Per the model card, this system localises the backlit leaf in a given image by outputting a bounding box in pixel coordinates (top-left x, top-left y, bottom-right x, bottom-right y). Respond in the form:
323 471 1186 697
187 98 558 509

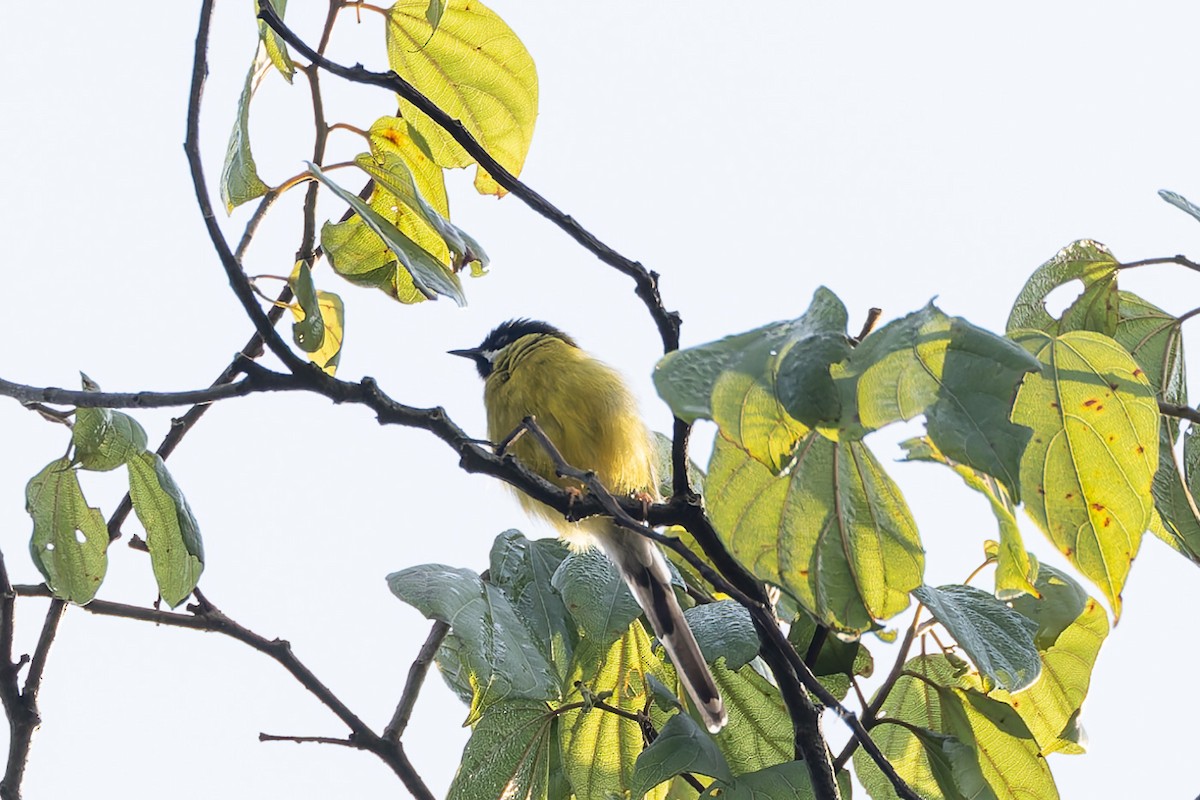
551 548 641 645
1006 240 1119 335
220 48 271 213
1010 330 1158 616
127 452 205 608
447 700 555 800
310 162 466 305
559 623 673 800
710 663 792 776
73 407 148 472
706 433 922 633
654 287 848 473
386 0 538 195
257 0 294 82
26 458 108 604
833 304 1039 499
288 263 344 375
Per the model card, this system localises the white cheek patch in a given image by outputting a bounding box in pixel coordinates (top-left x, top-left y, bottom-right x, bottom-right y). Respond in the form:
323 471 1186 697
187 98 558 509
481 348 499 363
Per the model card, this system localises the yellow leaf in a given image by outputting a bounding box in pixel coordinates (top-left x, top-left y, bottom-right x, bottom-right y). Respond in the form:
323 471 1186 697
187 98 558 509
386 0 538 196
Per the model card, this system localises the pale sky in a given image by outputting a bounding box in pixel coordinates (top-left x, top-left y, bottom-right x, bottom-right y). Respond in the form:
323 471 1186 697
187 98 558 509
2 2 1199 798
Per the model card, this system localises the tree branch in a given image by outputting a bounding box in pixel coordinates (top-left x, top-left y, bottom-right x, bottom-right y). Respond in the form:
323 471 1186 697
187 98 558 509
384 620 449 742
255 0 683 354
1119 254 1200 273
1160 401 1200 426
14 585 435 800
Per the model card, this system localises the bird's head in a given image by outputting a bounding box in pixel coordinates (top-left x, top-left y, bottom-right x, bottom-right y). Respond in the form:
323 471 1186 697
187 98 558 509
449 319 578 378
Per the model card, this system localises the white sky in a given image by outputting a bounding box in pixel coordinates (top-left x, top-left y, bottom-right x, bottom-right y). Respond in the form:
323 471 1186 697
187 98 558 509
2 2 1199 798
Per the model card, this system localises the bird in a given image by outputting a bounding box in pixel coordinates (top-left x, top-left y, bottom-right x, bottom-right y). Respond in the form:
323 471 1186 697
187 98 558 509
451 319 727 733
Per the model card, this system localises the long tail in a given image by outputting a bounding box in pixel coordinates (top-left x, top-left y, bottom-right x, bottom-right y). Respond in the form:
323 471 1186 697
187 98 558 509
596 525 727 733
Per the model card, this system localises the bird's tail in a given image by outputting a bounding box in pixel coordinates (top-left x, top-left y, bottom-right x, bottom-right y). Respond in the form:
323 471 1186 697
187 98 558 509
596 527 727 733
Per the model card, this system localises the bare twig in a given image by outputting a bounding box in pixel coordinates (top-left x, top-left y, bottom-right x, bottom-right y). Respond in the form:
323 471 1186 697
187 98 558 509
0 375 259 410
1160 401 1200 426
384 620 449 741
1120 255 1200 273
851 307 883 344
14 585 435 800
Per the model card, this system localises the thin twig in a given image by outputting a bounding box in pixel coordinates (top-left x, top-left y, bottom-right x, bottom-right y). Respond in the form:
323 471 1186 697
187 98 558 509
14 584 435 800
0 375 259 410
1119 255 1200 273
259 733 356 746
851 307 883 345
384 620 449 741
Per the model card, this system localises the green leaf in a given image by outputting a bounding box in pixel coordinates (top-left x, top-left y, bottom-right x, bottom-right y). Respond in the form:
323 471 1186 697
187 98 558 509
834 304 1039 499
632 712 733 798
447 699 555 800
489 531 575 676
551 548 641 644
682 600 757 670
653 287 848 472
996 589 1107 756
652 431 706 497
219 48 271 213
256 0 294 82
1112 291 1186 408
559 622 675 800
1006 240 1119 335
387 565 559 724
1008 563 1087 649
902 436 1035 598
1010 330 1159 616
126 452 205 608
1159 189 1200 224
26 458 108 604
289 262 325 353
385 0 538 196
911 584 1040 692
706 432 923 633
72 407 148 472
709 663 792 776
309 161 466 306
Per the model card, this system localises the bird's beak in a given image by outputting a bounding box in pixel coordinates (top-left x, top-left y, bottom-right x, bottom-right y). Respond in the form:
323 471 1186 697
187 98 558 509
448 347 482 360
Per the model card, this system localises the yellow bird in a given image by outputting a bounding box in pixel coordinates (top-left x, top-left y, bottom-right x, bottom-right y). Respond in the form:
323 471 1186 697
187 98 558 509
451 319 727 733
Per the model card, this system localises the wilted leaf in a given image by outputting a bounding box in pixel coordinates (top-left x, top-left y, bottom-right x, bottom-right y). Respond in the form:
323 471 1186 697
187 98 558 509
220 48 271 213
310 162 466 305
902 436 1035 598
257 0 294 82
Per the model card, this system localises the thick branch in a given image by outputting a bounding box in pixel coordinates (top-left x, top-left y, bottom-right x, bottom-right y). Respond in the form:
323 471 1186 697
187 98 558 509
1160 401 1200 426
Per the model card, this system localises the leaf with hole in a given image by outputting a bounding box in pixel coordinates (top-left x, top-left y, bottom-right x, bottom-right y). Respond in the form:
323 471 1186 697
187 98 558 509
26 458 108 604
